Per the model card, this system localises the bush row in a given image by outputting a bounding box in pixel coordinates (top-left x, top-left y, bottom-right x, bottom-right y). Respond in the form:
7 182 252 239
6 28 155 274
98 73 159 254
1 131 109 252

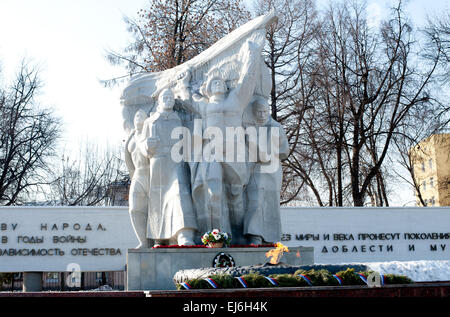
176 268 413 290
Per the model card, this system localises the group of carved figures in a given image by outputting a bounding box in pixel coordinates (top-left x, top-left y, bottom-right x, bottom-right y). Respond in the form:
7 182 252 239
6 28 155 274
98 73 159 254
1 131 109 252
124 35 289 248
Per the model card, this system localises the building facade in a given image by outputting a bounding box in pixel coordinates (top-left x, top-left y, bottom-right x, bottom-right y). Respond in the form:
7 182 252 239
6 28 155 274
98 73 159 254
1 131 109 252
410 134 450 206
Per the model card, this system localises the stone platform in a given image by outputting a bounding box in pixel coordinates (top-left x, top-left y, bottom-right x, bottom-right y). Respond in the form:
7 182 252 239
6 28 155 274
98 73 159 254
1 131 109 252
127 246 314 290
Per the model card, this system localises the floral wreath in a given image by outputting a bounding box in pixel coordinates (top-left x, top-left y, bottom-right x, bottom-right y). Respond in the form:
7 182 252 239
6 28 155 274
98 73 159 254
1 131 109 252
212 252 235 268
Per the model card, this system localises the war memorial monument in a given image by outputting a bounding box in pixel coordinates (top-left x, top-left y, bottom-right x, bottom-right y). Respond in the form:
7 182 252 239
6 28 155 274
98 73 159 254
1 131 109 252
0 12 449 296
121 11 313 290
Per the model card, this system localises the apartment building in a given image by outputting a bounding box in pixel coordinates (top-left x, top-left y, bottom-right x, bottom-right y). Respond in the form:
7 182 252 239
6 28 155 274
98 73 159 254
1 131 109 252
410 134 450 206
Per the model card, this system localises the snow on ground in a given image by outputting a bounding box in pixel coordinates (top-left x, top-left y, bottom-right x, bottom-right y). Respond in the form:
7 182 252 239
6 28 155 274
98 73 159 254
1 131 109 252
91 285 114 291
357 260 450 282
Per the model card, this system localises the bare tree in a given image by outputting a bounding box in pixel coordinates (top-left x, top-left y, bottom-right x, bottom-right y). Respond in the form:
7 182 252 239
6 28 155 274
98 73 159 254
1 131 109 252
392 132 428 206
312 1 439 206
423 11 450 132
0 61 61 205
47 141 127 206
388 9 450 207
105 0 251 84
253 0 317 120
425 11 450 81
391 101 448 207
252 0 320 204
270 1 442 206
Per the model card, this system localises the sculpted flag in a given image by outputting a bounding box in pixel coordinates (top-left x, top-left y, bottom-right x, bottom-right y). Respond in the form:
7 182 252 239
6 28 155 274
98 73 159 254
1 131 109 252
122 11 282 246
120 11 276 133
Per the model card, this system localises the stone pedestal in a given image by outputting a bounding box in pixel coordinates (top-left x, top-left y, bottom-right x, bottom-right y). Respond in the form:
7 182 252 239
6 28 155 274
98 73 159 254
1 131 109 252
127 246 314 290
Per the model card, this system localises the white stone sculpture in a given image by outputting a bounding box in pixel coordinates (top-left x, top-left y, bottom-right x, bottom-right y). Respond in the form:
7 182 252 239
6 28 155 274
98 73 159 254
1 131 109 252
244 97 289 244
172 33 265 243
121 11 288 245
126 89 197 248
125 109 150 248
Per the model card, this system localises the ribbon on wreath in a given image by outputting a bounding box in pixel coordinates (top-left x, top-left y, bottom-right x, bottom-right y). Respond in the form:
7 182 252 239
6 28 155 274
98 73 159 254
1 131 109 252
235 276 249 288
356 273 368 284
264 276 279 286
180 282 192 290
297 274 313 286
332 274 343 286
204 278 219 289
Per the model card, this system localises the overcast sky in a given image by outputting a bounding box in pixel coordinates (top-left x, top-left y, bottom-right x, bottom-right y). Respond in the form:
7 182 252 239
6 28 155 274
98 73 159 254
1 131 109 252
0 0 447 205
0 0 148 149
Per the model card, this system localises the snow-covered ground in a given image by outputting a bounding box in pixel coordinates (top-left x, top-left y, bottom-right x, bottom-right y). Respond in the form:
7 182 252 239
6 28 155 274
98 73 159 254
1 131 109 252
358 260 450 282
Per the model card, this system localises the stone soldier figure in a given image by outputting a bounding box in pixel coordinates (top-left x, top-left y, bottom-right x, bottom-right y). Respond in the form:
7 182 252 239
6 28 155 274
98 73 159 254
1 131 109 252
244 96 289 244
125 109 150 249
139 88 198 246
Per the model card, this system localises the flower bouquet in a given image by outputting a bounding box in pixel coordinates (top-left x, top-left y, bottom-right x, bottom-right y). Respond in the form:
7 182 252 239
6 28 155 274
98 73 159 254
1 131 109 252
201 229 231 248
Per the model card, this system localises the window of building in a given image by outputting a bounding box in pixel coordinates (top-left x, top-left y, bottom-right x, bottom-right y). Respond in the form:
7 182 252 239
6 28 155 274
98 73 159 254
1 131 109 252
422 180 426 191
421 162 425 172
45 272 59 282
96 272 107 284
431 196 436 206
424 199 428 206
429 159 433 170
430 177 434 187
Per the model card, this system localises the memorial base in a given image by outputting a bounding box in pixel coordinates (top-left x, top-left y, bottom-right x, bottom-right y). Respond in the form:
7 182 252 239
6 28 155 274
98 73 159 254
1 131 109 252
126 246 314 290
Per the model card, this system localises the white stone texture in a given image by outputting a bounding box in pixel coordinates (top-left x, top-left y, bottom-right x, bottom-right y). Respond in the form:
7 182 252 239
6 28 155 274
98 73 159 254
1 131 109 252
122 11 286 245
140 89 197 244
2 206 450 274
281 207 450 263
0 207 138 272
127 246 314 290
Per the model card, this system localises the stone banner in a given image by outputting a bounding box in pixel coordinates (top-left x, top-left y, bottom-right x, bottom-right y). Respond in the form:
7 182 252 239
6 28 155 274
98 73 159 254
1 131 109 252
0 207 138 272
281 207 450 264
1 206 450 272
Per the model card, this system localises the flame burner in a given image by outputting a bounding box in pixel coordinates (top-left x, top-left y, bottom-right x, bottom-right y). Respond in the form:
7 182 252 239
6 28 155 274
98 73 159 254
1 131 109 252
263 261 287 267
265 242 290 265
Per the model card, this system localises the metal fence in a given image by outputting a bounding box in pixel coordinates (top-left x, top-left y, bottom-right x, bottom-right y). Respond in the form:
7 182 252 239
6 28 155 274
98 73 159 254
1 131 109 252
1 271 126 291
